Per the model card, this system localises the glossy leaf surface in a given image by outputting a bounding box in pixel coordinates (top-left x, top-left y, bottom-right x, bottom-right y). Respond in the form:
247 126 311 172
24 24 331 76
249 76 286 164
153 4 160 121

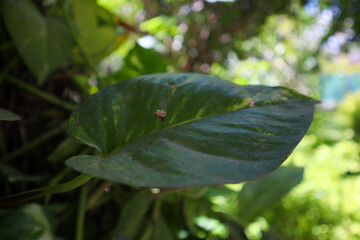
2 0 73 83
66 73 317 188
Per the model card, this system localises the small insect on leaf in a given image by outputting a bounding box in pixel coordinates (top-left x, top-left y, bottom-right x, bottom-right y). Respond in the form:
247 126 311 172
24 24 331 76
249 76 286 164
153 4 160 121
153 109 167 122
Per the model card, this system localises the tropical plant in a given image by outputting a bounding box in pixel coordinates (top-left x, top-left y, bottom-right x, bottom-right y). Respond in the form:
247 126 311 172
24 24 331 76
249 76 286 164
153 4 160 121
5 0 360 239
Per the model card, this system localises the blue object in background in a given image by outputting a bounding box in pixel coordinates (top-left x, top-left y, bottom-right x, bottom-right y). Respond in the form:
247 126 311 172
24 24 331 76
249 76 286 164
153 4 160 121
320 73 360 109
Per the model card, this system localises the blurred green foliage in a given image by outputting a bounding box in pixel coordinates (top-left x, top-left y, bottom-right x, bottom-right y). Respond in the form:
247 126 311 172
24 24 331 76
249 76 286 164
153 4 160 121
0 204 59 239
265 92 360 240
0 0 360 239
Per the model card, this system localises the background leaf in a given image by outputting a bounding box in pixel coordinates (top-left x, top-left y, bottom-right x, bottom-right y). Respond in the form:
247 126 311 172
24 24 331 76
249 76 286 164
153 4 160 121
112 190 152 240
47 137 83 163
237 166 304 224
70 0 123 62
0 204 59 240
112 44 169 82
146 216 174 240
0 108 20 121
0 164 45 183
2 0 73 84
66 73 317 188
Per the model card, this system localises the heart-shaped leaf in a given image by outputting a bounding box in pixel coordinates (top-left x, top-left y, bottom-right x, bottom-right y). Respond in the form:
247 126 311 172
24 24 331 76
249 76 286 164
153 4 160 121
66 73 317 188
2 0 73 84
70 0 122 62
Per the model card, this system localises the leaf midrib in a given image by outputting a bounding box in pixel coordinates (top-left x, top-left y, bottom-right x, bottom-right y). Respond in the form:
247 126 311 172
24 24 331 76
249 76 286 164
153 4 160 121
102 95 295 157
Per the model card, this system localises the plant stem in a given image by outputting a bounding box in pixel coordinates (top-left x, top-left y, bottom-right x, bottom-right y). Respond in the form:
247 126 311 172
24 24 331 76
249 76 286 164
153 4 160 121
2 124 66 163
152 197 163 221
0 173 93 208
44 173 93 195
44 167 72 204
0 129 6 157
75 185 88 240
86 180 112 210
6 75 75 111
0 57 19 86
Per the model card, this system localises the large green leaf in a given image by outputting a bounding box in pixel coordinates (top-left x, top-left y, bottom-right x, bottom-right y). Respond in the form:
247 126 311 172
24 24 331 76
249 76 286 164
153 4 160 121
2 0 73 84
66 73 317 188
237 166 304 224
